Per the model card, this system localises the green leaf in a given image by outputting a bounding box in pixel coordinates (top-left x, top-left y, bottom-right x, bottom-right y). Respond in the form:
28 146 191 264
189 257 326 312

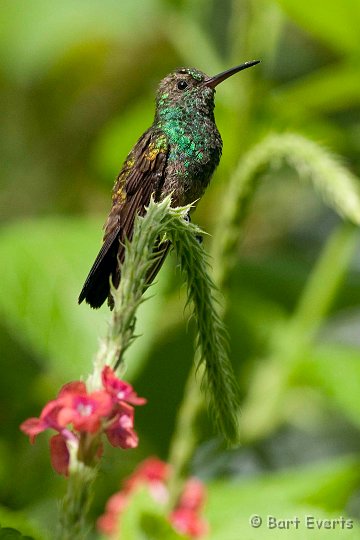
213 133 360 288
0 217 168 381
0 530 32 540
239 224 359 442
0 506 46 540
0 218 105 380
207 458 360 540
0 0 162 81
115 487 183 540
301 343 360 428
271 63 360 119
139 514 185 540
93 98 154 182
276 0 360 54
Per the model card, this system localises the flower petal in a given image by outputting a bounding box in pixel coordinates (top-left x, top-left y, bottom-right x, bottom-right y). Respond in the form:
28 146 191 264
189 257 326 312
102 366 146 405
170 508 208 538
58 390 113 433
58 381 87 398
20 417 47 443
178 478 206 511
49 434 70 476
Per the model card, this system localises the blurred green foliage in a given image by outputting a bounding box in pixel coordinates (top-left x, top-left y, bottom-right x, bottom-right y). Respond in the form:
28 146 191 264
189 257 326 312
1 0 360 538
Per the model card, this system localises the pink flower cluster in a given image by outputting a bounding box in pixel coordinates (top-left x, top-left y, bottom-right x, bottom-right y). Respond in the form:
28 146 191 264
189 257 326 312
20 366 146 475
98 457 208 538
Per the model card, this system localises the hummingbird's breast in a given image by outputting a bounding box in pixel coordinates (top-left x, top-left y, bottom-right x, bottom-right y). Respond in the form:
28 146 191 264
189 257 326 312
159 111 223 206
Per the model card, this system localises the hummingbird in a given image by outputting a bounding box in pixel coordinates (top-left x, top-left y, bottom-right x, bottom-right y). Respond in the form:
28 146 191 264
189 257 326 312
79 60 260 309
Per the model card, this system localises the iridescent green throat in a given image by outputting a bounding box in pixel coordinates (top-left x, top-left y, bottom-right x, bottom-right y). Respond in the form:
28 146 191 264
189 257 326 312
155 94 217 174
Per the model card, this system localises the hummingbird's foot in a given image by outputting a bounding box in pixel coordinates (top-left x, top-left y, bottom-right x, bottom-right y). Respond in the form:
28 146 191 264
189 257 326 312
195 234 203 244
183 211 202 243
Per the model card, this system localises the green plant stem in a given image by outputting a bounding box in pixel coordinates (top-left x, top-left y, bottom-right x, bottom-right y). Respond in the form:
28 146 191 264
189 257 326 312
169 224 240 446
57 466 97 540
212 133 360 290
85 198 240 513
240 222 359 442
167 363 205 508
89 196 240 444
289 222 358 339
166 132 360 502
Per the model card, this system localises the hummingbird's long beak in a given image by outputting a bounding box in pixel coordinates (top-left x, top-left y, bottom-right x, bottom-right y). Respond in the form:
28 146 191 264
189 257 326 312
203 60 260 88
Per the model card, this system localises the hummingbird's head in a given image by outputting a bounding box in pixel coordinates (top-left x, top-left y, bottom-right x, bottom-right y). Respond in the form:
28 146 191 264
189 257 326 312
155 61 260 119
155 67 214 117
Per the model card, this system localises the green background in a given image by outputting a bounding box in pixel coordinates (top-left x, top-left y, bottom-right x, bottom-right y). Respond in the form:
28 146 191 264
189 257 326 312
1 0 360 538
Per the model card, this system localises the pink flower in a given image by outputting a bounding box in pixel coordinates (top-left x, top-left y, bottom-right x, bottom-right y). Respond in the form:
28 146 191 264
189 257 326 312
102 366 146 405
124 457 169 504
170 479 208 538
125 457 169 487
170 508 208 538
49 434 70 476
20 398 64 444
105 403 138 449
98 457 169 537
57 385 113 434
177 478 206 511
98 458 208 538
20 367 146 476
20 396 76 477
97 492 128 535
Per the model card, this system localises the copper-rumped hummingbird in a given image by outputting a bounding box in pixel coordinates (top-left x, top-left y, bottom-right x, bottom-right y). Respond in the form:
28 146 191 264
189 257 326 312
79 60 260 308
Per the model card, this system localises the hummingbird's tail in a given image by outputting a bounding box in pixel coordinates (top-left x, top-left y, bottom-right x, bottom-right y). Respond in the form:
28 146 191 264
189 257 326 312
79 233 170 309
78 230 120 309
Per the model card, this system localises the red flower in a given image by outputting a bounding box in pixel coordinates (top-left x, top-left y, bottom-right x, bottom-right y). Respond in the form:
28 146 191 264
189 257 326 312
97 457 169 537
20 398 72 444
97 492 128 535
98 458 208 538
170 478 208 538
102 366 146 405
20 395 76 477
49 434 70 476
105 402 139 449
170 507 208 538
125 457 169 487
57 385 113 434
124 457 169 504
177 478 206 511
20 367 146 476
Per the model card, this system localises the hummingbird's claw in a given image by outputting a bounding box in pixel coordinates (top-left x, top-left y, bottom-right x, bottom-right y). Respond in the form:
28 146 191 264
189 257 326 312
183 211 202 242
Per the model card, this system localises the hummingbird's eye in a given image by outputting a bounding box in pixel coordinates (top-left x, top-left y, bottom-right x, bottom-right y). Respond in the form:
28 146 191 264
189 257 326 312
177 80 188 91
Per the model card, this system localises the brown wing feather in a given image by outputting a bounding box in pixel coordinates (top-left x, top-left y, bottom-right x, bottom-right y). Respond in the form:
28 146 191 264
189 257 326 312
78 129 169 308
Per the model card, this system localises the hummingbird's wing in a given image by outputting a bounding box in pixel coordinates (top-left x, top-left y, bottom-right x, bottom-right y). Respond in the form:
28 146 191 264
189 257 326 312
78 129 169 308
